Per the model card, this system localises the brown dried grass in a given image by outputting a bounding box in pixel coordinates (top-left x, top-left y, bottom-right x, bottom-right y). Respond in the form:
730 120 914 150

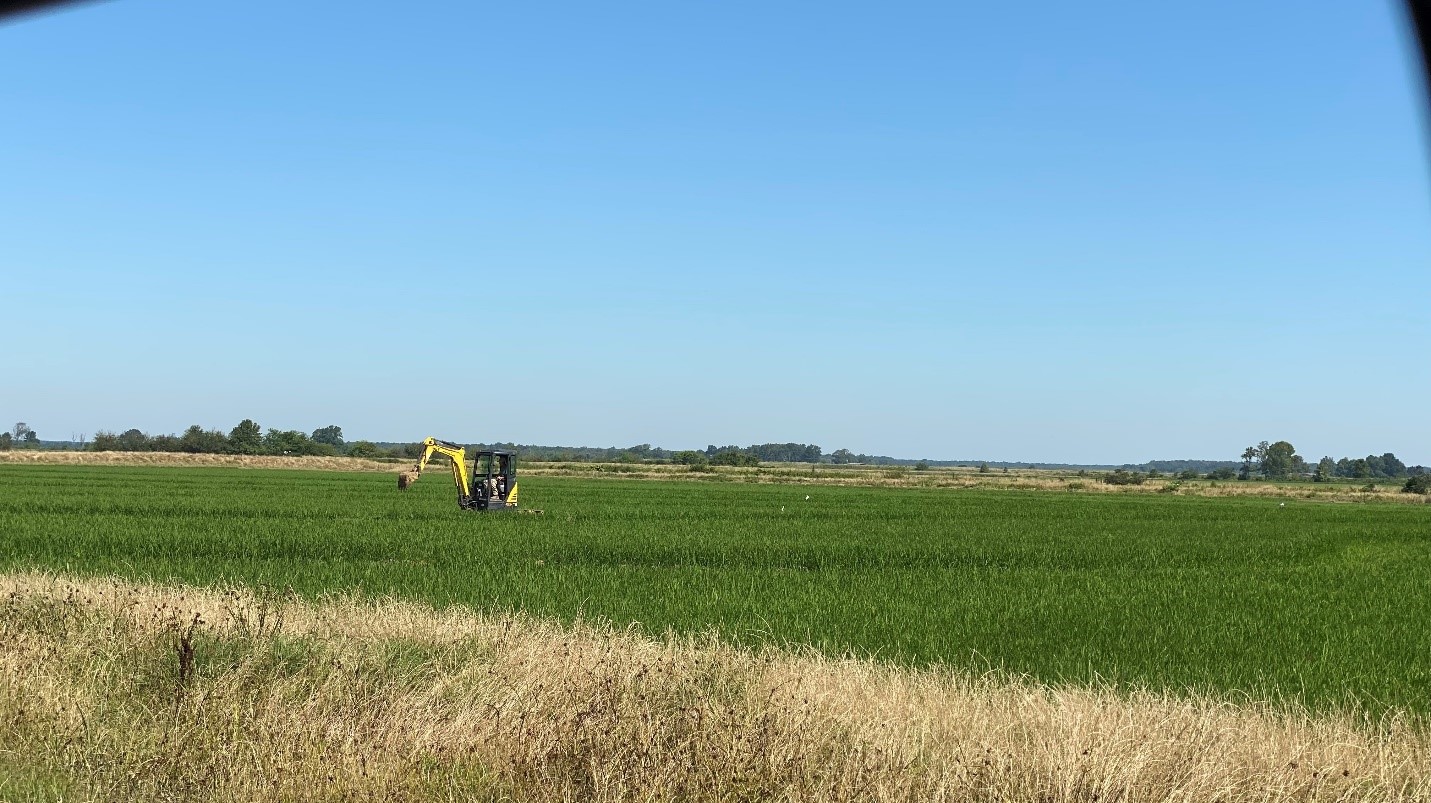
2 572 1427 802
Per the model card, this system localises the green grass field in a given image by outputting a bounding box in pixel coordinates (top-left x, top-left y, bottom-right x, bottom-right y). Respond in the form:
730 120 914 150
3 464 1429 713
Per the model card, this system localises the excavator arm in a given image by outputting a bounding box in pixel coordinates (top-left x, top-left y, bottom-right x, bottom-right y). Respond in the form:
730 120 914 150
397 437 474 506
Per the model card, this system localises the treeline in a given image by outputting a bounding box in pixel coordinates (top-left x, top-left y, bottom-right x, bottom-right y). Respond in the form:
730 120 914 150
415 442 828 466
78 429 841 466
0 422 41 450
86 422 406 459
1238 440 1427 481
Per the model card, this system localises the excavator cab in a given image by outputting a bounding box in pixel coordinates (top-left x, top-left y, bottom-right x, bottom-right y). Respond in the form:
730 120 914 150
472 450 518 510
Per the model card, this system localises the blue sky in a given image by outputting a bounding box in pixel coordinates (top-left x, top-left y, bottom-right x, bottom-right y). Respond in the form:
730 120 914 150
2 0 1428 464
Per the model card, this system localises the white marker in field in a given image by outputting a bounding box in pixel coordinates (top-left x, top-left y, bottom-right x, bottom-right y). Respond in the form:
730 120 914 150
805 495 811 501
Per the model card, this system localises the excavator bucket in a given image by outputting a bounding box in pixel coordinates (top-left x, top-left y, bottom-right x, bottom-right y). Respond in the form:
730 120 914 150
397 470 420 490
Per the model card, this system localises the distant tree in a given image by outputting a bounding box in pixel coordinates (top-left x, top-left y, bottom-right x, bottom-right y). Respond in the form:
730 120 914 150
709 447 758 467
228 419 263 455
263 428 319 456
1349 458 1372 479
978 463 990 474
1403 475 1431 495
89 431 120 451
12 423 32 442
1103 469 1145 486
179 425 229 454
1239 445 1259 480
1260 441 1300 479
151 433 181 451
1376 453 1407 478
672 450 709 467
0 432 11 451
915 460 930 471
1177 468 1200 480
311 425 345 448
1313 456 1336 483
116 429 151 451
829 449 855 465
346 440 379 459
23 430 38 446
1207 466 1237 480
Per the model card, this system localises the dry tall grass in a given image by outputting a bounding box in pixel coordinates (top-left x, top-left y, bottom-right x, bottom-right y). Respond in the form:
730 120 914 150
0 450 398 472
2 573 1427 802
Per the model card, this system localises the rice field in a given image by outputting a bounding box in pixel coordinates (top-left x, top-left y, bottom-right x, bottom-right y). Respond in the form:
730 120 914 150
2 463 1430 715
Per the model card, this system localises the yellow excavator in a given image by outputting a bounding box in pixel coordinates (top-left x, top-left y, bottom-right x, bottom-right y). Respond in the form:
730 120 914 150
397 437 537 512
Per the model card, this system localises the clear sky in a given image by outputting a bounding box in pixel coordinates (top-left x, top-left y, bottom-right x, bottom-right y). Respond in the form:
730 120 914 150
3 0 1428 465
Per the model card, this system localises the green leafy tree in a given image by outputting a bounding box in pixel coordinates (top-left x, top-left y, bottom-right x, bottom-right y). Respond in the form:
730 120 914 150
1103 469 1145 486
1208 466 1237 480
1404 475 1431 495
116 429 151 451
829 449 855 465
1239 445 1259 480
179 425 229 454
672 450 709 467
915 460 930 471
23 430 38 446
709 447 758 467
346 440 379 458
228 419 263 455
0 432 11 451
311 425 345 448
1260 441 1299 479
151 434 180 451
1313 456 1335 483
89 431 119 451
1370 453 1407 478
263 429 320 456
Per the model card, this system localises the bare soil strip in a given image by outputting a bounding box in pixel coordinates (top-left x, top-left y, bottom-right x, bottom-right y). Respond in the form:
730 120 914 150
1 572 1427 802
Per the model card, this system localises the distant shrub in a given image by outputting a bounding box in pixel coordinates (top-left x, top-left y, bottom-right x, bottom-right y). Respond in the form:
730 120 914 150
884 467 909 480
1103 469 1145 486
710 449 759 467
1207 467 1237 481
978 463 990 474
1403 475 1431 495
915 461 929 472
687 463 715 473
1178 469 1200 480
